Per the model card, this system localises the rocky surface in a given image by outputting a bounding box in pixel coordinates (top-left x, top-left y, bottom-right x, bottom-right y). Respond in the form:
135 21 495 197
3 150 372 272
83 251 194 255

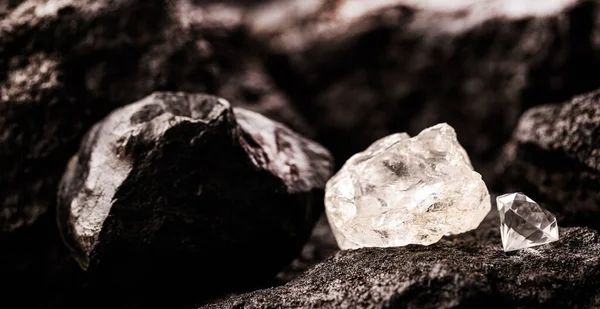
204 210 600 309
0 52 79 233
57 92 333 303
249 0 600 181
0 0 307 235
496 89 600 229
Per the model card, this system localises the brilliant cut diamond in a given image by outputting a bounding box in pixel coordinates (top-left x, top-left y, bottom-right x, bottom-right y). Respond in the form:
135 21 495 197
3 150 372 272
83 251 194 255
497 193 559 252
325 123 491 249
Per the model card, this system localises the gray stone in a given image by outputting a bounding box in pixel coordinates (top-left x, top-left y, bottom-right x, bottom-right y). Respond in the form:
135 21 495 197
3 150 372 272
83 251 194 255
57 92 333 302
496 89 600 229
203 210 600 309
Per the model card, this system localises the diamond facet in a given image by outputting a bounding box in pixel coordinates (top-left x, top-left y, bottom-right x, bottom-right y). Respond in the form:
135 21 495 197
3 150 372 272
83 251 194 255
496 193 559 252
325 123 491 249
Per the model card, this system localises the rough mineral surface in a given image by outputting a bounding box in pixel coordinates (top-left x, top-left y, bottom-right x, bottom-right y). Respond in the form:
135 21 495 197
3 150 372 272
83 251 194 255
496 89 600 228
204 211 600 309
57 92 333 301
325 123 490 249
249 0 600 181
0 53 79 233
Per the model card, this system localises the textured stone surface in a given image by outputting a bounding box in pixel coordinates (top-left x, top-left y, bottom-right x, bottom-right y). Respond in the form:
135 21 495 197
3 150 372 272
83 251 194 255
203 210 600 309
249 0 600 181
57 92 332 303
496 89 600 229
325 123 490 249
0 0 307 236
0 52 80 234
497 193 559 252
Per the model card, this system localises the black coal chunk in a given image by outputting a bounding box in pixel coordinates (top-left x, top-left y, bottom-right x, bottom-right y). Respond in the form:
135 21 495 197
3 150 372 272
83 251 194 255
204 211 600 309
248 0 600 182
496 89 600 229
57 92 333 300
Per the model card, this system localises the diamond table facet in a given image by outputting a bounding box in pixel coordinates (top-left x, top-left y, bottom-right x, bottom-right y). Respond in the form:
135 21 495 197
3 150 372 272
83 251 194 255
497 193 559 252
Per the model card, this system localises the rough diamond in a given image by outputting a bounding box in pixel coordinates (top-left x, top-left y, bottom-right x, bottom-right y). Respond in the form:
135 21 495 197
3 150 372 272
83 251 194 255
325 123 491 249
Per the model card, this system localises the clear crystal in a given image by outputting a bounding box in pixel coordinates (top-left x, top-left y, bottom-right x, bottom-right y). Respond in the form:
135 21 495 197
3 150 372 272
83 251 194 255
325 123 491 249
496 193 559 252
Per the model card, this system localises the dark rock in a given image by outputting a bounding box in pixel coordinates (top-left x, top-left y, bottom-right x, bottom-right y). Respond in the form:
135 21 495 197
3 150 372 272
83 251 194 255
204 210 600 309
0 53 81 234
0 0 307 235
248 0 600 182
57 92 333 302
496 89 600 229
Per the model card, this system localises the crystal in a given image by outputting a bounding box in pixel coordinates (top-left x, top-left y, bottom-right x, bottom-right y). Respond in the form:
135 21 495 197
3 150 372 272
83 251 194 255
496 192 559 252
325 123 491 249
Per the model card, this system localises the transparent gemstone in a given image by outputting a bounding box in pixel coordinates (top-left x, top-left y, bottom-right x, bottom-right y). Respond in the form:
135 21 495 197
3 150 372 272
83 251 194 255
496 192 559 252
325 123 491 249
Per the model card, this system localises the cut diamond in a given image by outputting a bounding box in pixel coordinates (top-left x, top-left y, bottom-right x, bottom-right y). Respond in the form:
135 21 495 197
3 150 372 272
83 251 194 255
325 123 491 249
497 193 559 252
